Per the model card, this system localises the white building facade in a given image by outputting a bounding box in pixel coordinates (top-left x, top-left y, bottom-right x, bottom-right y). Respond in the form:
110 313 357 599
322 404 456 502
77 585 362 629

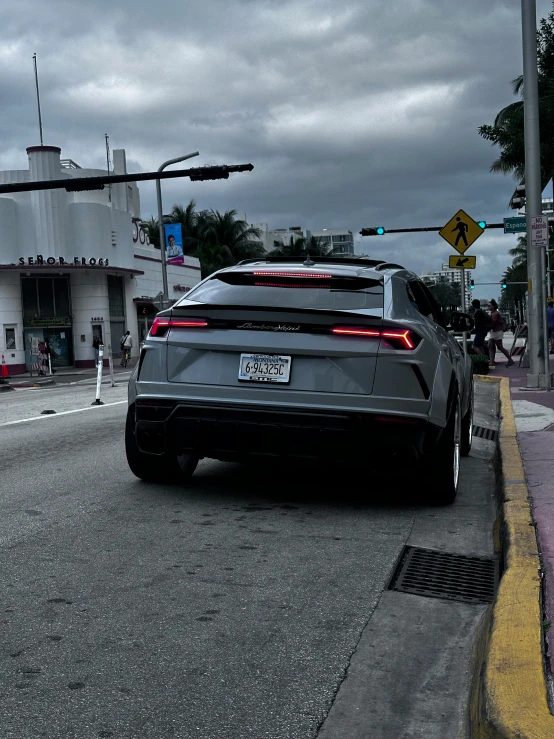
0 144 201 375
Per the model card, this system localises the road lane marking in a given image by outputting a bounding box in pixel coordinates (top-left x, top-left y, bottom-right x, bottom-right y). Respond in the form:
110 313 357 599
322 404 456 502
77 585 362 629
0 400 127 427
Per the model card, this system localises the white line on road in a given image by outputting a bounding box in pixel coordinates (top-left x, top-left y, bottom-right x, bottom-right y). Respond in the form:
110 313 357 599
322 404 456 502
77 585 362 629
0 400 127 428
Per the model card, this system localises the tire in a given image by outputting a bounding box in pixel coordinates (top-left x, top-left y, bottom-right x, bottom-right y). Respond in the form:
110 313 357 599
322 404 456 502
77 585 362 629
125 408 198 484
461 381 473 457
426 393 461 505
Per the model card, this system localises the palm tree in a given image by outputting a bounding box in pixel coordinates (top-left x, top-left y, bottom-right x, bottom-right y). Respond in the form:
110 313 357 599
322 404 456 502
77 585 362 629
509 235 528 269
270 234 332 258
197 242 235 280
478 8 554 188
143 217 161 248
198 209 264 262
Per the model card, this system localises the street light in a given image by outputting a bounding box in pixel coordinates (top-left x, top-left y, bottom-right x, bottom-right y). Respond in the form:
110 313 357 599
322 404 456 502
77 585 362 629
156 151 200 304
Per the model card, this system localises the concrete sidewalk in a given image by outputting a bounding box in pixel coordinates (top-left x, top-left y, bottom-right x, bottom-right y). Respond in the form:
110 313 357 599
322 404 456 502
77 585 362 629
476 357 554 736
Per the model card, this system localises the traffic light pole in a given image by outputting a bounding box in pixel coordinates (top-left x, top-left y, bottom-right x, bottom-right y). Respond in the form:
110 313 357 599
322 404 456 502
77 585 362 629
156 152 199 304
522 0 549 388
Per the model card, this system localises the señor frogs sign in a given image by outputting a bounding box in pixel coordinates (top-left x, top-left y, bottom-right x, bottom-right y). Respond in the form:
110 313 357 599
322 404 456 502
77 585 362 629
19 256 110 266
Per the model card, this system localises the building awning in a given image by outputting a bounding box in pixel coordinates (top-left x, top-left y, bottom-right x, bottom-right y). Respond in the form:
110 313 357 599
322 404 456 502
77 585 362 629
0 264 144 275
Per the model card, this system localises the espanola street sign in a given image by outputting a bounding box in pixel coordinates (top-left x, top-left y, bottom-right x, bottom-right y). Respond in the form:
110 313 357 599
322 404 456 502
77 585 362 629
439 209 484 254
448 255 476 269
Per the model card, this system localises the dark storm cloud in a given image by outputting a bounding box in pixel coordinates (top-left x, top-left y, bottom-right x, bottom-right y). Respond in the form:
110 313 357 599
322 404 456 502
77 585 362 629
1 0 551 288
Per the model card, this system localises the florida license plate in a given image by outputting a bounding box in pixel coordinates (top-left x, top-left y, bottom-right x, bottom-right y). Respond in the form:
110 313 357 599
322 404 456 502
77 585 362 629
238 354 291 383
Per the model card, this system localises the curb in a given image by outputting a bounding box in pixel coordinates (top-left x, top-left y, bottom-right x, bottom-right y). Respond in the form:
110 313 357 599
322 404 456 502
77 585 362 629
472 376 554 737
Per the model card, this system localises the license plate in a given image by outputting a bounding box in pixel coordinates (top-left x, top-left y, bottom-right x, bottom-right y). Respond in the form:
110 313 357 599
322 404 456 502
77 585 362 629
238 354 291 383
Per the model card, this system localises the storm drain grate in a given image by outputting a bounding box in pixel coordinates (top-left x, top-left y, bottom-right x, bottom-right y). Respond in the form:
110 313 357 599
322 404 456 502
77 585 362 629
388 546 498 604
473 425 498 441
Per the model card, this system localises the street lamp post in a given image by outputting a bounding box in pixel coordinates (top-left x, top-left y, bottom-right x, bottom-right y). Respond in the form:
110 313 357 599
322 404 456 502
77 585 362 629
156 151 199 305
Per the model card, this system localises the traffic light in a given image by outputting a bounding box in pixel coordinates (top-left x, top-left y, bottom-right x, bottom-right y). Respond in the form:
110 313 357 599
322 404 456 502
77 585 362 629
510 183 526 210
189 166 230 181
470 279 475 290
478 221 486 229
501 281 507 289
360 227 386 236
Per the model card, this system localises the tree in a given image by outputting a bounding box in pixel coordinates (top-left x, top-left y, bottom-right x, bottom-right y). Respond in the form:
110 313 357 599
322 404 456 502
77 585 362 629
427 280 461 309
143 217 160 249
270 234 332 257
198 209 264 263
197 242 235 280
478 8 554 188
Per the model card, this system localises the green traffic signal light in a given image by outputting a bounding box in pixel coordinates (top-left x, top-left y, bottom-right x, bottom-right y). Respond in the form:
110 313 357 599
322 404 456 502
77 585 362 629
470 280 475 289
376 227 385 235
478 221 486 229
502 282 507 289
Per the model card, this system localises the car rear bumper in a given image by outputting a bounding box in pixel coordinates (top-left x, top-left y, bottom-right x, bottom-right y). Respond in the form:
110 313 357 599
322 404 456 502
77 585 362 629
131 399 441 466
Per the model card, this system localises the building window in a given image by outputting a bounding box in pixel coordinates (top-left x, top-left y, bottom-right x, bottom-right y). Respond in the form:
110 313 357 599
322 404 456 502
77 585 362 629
21 277 71 322
5 327 15 350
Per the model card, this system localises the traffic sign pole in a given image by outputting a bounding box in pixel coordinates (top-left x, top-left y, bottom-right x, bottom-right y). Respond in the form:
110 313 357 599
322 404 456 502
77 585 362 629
522 0 550 388
460 267 467 355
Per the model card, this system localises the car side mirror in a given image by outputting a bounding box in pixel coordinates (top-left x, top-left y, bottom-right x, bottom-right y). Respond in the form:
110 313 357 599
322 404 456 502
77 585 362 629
450 311 474 332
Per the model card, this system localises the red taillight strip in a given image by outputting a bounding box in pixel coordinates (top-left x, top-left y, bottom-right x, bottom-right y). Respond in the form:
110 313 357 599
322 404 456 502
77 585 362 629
150 317 208 337
331 326 417 350
331 327 381 338
252 271 333 278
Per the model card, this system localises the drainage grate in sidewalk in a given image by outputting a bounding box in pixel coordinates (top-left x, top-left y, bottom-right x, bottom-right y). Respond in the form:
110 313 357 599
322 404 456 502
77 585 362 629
388 546 498 604
473 425 498 441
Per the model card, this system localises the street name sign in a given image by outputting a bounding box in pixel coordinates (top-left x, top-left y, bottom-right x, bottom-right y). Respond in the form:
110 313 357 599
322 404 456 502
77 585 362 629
504 216 527 234
448 255 476 269
439 209 484 254
530 214 549 248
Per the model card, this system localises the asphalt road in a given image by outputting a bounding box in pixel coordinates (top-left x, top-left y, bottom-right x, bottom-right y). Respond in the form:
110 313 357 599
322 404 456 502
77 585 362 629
0 381 498 739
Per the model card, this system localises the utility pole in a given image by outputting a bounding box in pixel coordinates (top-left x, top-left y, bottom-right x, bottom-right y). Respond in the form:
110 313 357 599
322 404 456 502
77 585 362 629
522 0 549 388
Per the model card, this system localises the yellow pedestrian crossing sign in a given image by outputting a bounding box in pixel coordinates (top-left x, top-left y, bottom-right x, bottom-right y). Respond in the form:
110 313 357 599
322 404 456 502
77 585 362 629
448 255 476 269
439 209 484 254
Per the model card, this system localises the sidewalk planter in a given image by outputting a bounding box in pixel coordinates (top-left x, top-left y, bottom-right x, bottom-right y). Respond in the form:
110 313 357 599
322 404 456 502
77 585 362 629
469 354 489 375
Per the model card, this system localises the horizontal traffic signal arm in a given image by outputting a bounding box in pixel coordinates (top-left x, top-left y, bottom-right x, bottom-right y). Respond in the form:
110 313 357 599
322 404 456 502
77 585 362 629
0 164 255 195
361 223 500 235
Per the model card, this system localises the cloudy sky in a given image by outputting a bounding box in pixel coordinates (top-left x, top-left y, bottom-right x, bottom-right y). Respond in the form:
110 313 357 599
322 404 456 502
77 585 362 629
2 0 552 296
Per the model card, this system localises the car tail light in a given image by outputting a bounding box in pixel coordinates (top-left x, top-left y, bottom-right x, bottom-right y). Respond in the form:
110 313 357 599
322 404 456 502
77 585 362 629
252 271 333 278
150 317 209 338
331 326 419 350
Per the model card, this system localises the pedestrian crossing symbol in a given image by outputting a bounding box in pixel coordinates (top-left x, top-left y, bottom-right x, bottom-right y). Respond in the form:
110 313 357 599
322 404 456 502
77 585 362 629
439 209 484 254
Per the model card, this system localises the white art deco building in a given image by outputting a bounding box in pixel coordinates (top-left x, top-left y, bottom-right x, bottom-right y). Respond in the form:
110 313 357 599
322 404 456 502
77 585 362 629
0 144 201 374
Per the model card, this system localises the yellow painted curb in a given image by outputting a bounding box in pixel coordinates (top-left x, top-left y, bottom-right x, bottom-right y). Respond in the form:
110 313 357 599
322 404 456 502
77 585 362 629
475 377 554 738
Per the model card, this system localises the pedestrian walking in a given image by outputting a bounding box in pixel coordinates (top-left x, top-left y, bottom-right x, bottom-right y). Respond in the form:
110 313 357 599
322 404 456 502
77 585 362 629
547 300 554 353
488 299 514 369
93 333 102 367
471 299 491 356
120 330 132 367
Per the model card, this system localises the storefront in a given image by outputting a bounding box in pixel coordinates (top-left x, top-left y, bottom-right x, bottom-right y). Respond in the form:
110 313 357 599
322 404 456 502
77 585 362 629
0 143 201 375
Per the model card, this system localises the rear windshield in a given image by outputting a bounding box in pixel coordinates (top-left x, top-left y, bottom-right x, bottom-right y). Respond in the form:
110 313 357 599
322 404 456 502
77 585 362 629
182 272 384 311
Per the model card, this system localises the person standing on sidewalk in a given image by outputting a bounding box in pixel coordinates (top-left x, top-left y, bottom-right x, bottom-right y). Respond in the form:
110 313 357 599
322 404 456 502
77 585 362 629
471 299 491 356
488 299 514 369
547 300 554 354
120 331 132 367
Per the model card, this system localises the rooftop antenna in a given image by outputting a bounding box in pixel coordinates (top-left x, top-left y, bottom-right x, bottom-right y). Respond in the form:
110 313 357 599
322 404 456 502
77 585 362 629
105 133 112 202
32 53 44 146
303 254 315 266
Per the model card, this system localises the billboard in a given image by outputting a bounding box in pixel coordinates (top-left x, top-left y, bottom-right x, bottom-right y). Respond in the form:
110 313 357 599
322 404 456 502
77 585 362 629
164 223 184 265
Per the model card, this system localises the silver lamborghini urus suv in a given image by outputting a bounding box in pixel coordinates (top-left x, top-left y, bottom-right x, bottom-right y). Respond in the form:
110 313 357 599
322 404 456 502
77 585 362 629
126 257 474 504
